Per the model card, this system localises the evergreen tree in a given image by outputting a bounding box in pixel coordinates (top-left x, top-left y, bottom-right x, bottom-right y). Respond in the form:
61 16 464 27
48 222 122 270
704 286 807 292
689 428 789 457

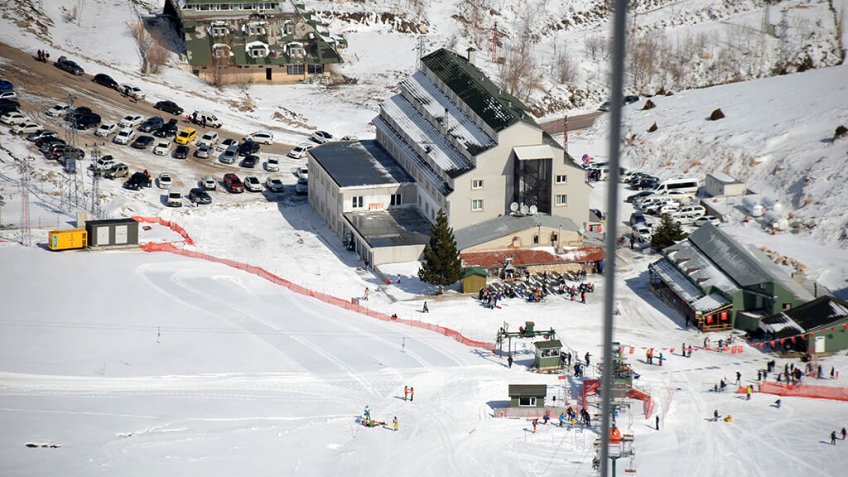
418 210 462 293
650 213 688 250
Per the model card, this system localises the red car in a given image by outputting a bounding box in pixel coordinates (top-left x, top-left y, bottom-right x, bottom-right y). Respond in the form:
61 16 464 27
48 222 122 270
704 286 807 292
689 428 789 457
223 173 244 193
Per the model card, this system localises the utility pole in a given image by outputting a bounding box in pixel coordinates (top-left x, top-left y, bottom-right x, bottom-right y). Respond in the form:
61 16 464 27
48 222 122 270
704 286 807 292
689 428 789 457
89 143 101 218
19 158 32 246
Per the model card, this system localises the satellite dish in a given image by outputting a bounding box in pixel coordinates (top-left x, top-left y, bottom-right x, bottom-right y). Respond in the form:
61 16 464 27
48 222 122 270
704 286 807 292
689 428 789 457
510 202 519 212
529 205 538 215
520 204 529 215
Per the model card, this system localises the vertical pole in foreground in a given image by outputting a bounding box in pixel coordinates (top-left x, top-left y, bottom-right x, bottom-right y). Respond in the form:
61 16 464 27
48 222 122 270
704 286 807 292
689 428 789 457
600 1 628 476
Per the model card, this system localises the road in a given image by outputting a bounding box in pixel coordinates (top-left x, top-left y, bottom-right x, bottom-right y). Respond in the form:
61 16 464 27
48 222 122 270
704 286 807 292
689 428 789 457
539 111 604 135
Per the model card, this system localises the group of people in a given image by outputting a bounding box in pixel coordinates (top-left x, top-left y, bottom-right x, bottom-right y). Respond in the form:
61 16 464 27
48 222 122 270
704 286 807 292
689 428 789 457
645 348 664 366
557 407 591 428
680 343 694 358
830 428 847 445
402 385 415 401
36 49 51 63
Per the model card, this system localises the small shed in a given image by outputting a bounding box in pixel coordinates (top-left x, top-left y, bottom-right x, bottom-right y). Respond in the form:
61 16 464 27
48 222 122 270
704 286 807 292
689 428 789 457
534 339 563 370
705 173 746 197
508 384 547 408
462 267 488 294
85 218 139 248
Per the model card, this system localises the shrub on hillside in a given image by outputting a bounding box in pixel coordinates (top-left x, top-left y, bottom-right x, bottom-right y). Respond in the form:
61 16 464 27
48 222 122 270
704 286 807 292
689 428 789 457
648 122 657 132
835 125 847 140
708 108 725 121
643 99 655 110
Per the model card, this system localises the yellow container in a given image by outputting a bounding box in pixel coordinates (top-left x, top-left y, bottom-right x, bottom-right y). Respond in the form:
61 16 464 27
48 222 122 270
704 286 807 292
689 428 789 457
48 229 88 251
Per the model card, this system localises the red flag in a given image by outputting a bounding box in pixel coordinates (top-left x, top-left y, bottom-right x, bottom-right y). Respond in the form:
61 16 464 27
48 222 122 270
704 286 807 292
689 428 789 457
779 338 786 344
790 336 796 343
558 375 566 380
770 340 777 347
831 327 836 331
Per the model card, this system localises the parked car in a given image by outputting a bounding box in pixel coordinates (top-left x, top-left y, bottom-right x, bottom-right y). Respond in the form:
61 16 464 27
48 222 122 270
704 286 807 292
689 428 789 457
92 73 119 89
138 116 164 133
157 172 173 189
46 104 70 117
626 190 654 203
632 177 660 190
26 129 58 142
598 101 611 112
12 122 43 135
194 144 213 159
265 156 280 172
223 173 244 193
243 176 262 192
0 79 13 92
219 145 238 164
0 98 19 115
95 123 117 137
624 95 640 105
124 171 150 190
37 137 65 151
113 127 136 145
153 119 178 138
189 187 212 205
154 100 183 115
295 165 308 181
632 225 652 243
73 113 101 130
630 212 647 226
237 139 259 156
166 190 183 207
197 131 219 148
54 56 84 75
265 177 284 193
310 130 333 144
340 135 358 141
118 115 143 128
220 138 238 150
0 90 18 100
188 111 222 128
1 111 27 125
240 154 258 168
175 127 197 145
295 178 308 195
119 84 145 101
130 135 155 149
245 131 274 144
201 176 217 190
153 141 171 156
104 163 129 179
287 143 313 159
89 155 116 172
693 215 721 227
173 144 190 159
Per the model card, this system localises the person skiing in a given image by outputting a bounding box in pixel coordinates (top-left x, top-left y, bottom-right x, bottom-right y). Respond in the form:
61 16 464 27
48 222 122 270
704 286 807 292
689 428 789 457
422 301 429 313
713 410 720 422
532 418 538 433
559 412 565 427
655 415 660 431
842 427 847 440
736 371 742 385
658 352 664 366
585 352 591 367
507 355 513 368
393 416 398 432
682 343 686 357
831 430 838 445
364 406 371 421
687 345 693 358
746 385 752 401
409 387 414 401
403 385 408 401
774 399 781 409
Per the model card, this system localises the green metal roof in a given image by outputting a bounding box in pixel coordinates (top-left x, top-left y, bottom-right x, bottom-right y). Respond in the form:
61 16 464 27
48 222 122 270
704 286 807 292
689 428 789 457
463 267 488 279
508 384 547 397
534 339 562 349
421 48 534 132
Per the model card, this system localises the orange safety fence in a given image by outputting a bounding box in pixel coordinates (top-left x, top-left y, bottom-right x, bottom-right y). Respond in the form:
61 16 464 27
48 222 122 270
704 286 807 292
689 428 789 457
625 387 654 418
139 241 496 353
133 216 195 245
749 381 848 402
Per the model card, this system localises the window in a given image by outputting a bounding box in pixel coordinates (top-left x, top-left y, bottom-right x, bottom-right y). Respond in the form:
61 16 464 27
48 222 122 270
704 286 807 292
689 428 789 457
308 64 324 74
551 233 558 242
782 303 792 311
759 283 767 290
556 174 567 184
287 64 305 75
210 26 229 37
533 235 539 245
472 179 483 189
352 196 363 208
555 194 568 206
472 199 483 212
390 193 402 206
518 396 536 407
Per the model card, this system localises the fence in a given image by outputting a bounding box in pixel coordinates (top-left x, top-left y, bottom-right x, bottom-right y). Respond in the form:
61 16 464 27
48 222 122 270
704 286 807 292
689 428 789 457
133 216 194 245
750 381 848 402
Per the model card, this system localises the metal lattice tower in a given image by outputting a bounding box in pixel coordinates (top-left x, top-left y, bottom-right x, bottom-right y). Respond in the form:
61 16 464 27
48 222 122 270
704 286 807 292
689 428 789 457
19 159 32 246
89 144 101 218
61 93 86 212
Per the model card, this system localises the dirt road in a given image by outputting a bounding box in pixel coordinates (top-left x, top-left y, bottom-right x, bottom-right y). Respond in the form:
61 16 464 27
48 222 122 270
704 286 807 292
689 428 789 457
539 111 604 135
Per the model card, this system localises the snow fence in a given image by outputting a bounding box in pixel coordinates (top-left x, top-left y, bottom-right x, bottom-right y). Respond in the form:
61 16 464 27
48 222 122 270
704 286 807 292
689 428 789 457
133 216 195 245
139 241 496 353
750 382 848 402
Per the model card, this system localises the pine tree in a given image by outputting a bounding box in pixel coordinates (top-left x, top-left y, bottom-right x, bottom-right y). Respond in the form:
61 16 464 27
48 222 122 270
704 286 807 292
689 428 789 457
650 213 688 250
418 210 462 293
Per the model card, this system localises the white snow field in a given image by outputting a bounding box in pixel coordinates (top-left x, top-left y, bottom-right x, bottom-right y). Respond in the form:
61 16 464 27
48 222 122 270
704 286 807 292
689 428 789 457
2 244 848 476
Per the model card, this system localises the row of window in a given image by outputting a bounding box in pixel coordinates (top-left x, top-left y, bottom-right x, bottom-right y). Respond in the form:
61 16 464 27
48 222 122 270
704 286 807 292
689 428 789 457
350 194 403 209
469 195 567 212
467 175 567 191
187 2 279 12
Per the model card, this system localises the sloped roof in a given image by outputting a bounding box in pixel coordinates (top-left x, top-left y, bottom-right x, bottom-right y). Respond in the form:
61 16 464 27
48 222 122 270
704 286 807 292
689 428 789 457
534 340 562 349
454 214 579 251
686 223 773 287
463 267 488 279
508 384 547 397
780 296 848 332
421 49 534 132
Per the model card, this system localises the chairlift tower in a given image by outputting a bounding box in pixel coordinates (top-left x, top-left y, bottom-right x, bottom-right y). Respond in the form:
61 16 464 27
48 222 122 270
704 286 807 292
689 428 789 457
61 93 86 212
19 158 32 246
89 144 102 218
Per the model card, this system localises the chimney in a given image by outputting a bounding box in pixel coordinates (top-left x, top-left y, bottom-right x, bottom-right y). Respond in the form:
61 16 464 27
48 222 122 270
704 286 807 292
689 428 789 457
466 46 477 65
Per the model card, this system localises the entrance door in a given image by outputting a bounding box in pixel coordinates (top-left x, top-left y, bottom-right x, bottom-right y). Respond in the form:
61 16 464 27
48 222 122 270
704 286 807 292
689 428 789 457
814 335 826 353
265 68 272 81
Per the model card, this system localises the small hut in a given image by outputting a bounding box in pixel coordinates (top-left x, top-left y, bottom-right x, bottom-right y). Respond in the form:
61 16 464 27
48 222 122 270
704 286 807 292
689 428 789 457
508 384 547 408
534 339 563 370
462 267 488 294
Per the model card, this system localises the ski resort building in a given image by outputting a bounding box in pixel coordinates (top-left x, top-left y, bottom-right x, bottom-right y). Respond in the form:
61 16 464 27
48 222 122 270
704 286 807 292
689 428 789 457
760 296 848 354
648 223 816 332
308 48 592 266
164 0 344 84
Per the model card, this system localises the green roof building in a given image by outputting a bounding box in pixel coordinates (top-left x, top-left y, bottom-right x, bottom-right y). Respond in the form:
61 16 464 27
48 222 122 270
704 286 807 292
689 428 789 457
164 0 344 84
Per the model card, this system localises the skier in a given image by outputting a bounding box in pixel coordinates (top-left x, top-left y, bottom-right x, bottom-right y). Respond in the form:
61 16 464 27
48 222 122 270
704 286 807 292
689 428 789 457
736 371 742 385
559 412 565 427
713 410 720 422
746 385 752 401
682 343 686 357
364 406 371 421
403 385 408 401
655 415 660 431
409 387 414 401
532 418 538 433
687 345 693 358
831 431 838 445
585 352 591 367
658 352 664 367
831 366 836 379
507 355 513 368
774 399 781 409
842 427 847 440
393 416 398 432
422 301 429 313
818 364 823 379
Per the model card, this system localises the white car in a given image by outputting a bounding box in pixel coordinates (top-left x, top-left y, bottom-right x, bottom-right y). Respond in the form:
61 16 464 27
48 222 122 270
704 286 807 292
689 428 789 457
0 90 17 100
1 111 27 125
245 131 274 145
295 178 308 195
113 127 136 145
153 141 171 156
120 84 145 101
311 130 333 144
46 104 70 117
219 138 238 151
287 143 313 159
12 122 43 135
693 215 721 227
197 131 219 148
295 165 308 181
244 176 262 192
201 176 217 191
94 123 117 137
340 135 358 141
90 156 116 171
158 173 173 189
166 190 182 207
118 114 143 128
265 156 280 172
632 225 652 243
265 177 284 192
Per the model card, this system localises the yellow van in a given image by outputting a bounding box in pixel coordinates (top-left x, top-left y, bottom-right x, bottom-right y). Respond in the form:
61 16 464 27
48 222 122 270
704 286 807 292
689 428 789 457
175 127 197 145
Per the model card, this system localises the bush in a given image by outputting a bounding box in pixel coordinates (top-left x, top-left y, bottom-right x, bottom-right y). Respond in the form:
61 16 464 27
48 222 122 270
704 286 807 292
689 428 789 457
643 99 655 110
708 108 725 121
835 125 848 140
648 122 657 132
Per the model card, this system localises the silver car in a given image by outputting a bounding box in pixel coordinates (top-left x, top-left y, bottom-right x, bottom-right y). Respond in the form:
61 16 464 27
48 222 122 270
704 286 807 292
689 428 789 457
219 144 238 164
195 144 213 159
